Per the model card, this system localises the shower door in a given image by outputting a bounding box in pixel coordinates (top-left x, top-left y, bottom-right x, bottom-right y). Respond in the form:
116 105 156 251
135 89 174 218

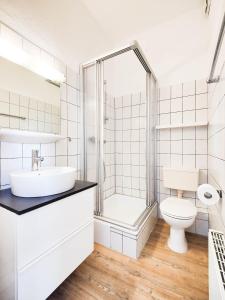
82 43 157 225
82 61 104 215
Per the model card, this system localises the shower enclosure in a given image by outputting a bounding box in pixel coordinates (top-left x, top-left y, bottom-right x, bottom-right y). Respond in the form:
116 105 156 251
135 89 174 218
81 42 157 252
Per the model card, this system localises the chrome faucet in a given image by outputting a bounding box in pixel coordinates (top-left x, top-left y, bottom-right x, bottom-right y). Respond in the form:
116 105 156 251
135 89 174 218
32 150 44 171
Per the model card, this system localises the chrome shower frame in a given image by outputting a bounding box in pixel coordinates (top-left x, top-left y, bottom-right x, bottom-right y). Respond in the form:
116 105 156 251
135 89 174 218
81 41 157 217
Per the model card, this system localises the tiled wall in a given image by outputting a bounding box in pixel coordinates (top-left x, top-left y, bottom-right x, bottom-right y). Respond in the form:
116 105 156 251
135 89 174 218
115 92 147 199
157 79 209 236
0 88 60 134
103 93 115 198
0 23 81 189
208 58 225 232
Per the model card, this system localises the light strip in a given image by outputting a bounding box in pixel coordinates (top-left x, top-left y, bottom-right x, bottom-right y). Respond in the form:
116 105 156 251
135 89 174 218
0 38 65 83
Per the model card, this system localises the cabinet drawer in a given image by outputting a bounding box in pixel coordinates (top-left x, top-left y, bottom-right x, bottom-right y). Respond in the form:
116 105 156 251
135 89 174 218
17 188 95 269
18 222 94 300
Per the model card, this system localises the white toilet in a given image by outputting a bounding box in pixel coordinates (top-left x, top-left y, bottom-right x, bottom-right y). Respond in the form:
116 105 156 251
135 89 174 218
160 168 199 253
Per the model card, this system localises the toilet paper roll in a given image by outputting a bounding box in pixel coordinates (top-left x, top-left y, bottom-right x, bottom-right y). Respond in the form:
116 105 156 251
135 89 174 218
197 184 220 206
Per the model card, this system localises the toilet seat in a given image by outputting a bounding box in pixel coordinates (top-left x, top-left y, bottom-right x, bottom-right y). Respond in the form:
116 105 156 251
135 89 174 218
160 197 197 220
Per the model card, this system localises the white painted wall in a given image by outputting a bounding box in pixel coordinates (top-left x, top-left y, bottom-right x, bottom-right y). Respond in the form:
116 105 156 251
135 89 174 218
0 0 218 84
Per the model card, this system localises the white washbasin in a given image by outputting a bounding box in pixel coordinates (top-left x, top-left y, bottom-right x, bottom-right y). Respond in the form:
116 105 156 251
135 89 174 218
10 167 76 197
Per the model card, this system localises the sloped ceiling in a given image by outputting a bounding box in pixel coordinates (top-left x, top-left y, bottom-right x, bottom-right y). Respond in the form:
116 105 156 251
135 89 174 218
0 0 214 83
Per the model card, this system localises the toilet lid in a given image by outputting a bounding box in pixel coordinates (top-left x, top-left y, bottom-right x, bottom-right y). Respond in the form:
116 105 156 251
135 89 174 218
160 197 197 220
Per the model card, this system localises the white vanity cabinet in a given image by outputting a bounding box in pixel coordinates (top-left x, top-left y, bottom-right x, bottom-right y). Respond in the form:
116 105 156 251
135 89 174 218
0 187 95 300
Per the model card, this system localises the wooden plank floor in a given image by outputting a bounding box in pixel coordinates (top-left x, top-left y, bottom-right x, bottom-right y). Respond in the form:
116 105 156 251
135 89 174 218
48 220 208 300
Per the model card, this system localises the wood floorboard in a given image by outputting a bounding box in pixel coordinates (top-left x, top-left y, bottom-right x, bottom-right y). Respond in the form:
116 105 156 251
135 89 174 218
48 220 208 300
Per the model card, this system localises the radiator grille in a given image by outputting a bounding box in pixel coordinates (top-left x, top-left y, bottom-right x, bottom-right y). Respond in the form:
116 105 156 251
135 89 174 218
211 231 225 290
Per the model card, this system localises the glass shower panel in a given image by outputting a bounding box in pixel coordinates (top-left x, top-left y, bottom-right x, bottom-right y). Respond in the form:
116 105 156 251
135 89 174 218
147 74 157 207
83 64 99 213
101 51 148 226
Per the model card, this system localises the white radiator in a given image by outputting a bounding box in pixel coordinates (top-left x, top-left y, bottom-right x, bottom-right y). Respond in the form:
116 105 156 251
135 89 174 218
209 230 225 300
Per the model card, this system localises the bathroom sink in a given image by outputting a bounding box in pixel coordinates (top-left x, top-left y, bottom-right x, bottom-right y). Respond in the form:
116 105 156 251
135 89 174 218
10 167 76 197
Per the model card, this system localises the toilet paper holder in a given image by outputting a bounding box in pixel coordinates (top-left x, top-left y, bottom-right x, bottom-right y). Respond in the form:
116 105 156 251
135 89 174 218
204 190 222 199
217 190 222 198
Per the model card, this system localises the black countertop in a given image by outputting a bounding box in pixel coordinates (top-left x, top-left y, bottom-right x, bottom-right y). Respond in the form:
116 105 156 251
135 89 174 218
0 180 97 215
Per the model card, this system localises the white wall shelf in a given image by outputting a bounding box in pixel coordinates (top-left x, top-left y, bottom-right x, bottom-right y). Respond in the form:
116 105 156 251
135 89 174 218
155 122 208 130
0 128 64 144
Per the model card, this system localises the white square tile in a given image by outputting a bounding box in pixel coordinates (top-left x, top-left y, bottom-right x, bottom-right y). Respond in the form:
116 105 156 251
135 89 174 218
56 156 68 167
171 112 182 124
160 154 170 167
183 128 195 140
1 142 22 158
196 109 207 123
56 139 67 156
140 104 146 116
183 140 195 154
122 106 130 119
67 86 77 105
23 144 40 157
183 155 195 168
160 100 170 114
171 98 182 112
123 176 131 188
159 86 170 100
196 79 207 94
61 101 67 119
60 83 67 101
67 104 77 121
124 118 132 130
196 94 207 109
132 177 140 189
171 83 182 98
196 219 208 236
10 93 20 105
131 105 139 117
68 121 78 138
110 231 122 252
0 102 9 114
41 143 56 157
68 155 78 169
22 157 32 170
196 127 207 140
20 96 29 107
67 67 77 88
123 95 132 106
170 128 182 141
183 95 195 111
196 140 207 155
159 129 170 141
171 154 182 168
159 113 170 126
130 153 140 166
171 140 182 154
183 110 195 124
41 156 55 168
1 158 22 185
183 81 195 96
116 108 122 119
160 141 170 153
29 120 38 131
199 169 208 184
115 97 122 108
196 155 207 169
